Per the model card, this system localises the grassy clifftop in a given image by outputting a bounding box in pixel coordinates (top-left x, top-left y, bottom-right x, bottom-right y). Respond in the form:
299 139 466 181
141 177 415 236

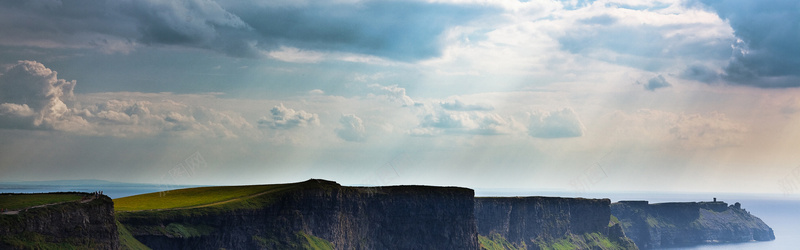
0 193 85 211
114 179 339 212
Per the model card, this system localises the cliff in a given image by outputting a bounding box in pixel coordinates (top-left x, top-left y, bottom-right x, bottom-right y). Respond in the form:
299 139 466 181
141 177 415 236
116 179 478 249
475 197 637 250
0 193 119 249
611 200 775 249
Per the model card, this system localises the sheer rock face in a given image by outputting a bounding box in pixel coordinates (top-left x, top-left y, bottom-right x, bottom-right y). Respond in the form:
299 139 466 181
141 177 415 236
119 180 479 250
0 195 119 250
611 201 775 249
474 197 616 244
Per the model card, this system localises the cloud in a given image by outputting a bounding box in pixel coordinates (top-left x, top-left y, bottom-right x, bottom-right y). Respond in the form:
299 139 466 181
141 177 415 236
258 103 319 129
698 0 800 87
440 99 493 111
0 60 255 137
681 64 719 83
780 98 800 115
609 109 748 149
556 1 734 71
0 0 495 61
416 109 518 136
528 108 585 139
369 84 416 106
227 1 495 61
336 114 366 142
80 99 253 138
0 103 37 129
669 112 746 148
0 60 87 130
641 75 672 91
578 14 618 26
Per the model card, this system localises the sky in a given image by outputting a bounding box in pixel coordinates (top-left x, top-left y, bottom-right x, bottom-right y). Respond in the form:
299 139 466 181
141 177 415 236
1 0 800 195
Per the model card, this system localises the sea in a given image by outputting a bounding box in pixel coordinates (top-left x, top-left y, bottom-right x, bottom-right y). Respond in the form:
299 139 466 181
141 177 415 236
0 180 198 199
2 181 798 249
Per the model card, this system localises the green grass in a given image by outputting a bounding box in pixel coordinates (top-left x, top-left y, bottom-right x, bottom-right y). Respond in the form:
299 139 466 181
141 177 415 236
0 193 85 211
609 215 620 226
536 233 635 250
0 232 82 250
479 233 524 250
114 183 292 211
0 229 112 250
645 216 662 227
296 231 334 250
251 231 333 250
116 220 151 250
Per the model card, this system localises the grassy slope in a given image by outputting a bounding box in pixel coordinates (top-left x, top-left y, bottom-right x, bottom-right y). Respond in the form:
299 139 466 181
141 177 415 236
479 233 524 250
116 221 151 250
0 193 85 210
297 231 335 250
0 232 86 250
479 232 634 250
114 183 294 211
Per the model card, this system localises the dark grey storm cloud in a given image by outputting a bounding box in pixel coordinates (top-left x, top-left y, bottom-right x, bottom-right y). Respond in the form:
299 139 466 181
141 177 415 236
698 0 800 88
226 1 494 61
0 0 495 61
681 65 719 83
642 75 671 91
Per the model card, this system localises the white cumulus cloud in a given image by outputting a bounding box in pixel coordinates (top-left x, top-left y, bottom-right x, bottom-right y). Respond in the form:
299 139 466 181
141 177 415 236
0 60 88 131
336 114 366 142
258 103 320 129
528 108 586 139
368 84 416 107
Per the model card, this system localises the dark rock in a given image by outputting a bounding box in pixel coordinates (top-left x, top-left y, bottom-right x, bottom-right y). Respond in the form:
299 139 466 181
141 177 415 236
475 197 637 249
611 201 775 249
118 179 479 250
0 194 119 249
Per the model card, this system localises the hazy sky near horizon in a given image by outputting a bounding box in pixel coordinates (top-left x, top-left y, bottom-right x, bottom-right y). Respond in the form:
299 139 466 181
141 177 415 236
1 0 800 195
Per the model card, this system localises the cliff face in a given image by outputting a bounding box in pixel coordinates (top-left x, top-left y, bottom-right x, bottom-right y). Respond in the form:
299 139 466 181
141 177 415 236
611 201 775 249
0 194 119 249
475 197 636 249
118 179 478 250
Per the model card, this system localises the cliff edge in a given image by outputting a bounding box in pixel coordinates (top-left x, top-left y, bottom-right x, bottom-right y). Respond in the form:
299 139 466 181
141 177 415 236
611 200 774 249
475 197 637 250
116 179 478 249
0 192 119 249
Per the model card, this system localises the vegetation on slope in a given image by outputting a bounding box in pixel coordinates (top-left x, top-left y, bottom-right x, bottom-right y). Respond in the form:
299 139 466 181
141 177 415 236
116 221 150 250
0 231 90 250
113 184 289 211
251 231 334 250
479 233 524 250
479 232 636 250
114 179 343 212
0 193 85 211
537 233 631 250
